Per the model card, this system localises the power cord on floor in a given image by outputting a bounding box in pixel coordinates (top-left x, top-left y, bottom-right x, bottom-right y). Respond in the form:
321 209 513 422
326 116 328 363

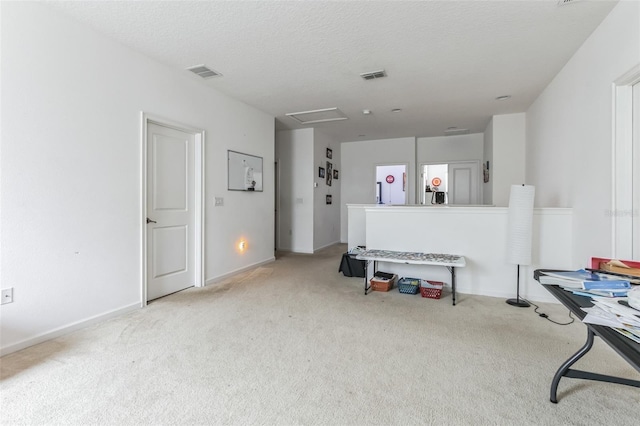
524 299 575 325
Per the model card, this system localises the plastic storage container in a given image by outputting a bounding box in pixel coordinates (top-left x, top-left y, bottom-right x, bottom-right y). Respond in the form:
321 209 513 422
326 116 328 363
370 271 397 292
420 280 444 299
398 277 421 294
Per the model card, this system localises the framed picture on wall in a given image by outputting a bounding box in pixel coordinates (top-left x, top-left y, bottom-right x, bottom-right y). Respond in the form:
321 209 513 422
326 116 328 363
326 161 332 186
326 148 332 159
319 167 325 178
326 194 332 205
333 170 339 180
227 150 263 192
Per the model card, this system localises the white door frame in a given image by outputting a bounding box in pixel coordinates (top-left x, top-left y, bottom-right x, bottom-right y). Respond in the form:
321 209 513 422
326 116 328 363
612 64 640 259
140 112 205 307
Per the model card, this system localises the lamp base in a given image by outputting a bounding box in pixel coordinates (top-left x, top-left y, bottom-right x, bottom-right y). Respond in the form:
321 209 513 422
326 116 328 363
506 298 530 308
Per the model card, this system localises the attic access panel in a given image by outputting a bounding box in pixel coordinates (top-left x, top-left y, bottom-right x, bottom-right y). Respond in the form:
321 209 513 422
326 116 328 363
285 107 348 125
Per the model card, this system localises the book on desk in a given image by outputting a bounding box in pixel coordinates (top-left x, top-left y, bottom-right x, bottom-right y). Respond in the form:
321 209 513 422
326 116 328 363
537 269 633 290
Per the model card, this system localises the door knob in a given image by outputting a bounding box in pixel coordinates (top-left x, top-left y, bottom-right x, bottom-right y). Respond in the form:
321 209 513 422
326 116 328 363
146 218 157 224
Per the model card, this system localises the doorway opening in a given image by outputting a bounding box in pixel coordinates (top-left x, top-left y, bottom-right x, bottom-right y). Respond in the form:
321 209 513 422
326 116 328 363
612 65 640 259
375 164 407 205
422 164 448 204
420 161 480 205
634 81 639 258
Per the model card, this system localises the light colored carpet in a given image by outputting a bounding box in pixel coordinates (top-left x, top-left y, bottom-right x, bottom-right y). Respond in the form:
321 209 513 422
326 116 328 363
1 244 638 425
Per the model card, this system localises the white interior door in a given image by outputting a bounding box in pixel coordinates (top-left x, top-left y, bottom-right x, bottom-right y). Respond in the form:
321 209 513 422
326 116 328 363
449 161 479 205
146 122 195 301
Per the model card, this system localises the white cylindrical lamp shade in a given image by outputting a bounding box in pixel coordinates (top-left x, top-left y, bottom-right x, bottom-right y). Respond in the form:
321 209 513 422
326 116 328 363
507 184 535 265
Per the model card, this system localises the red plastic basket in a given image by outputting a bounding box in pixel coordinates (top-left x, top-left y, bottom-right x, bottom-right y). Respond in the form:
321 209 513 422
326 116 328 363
420 280 443 299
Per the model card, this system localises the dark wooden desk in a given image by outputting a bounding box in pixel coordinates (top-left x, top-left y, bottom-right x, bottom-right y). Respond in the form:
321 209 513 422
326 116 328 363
534 269 640 403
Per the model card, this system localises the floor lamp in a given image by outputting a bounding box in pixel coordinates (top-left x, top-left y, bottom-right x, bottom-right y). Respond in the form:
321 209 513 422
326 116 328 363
506 184 535 308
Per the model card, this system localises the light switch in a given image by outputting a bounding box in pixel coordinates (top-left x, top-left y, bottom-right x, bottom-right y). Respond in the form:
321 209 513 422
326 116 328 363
214 197 224 206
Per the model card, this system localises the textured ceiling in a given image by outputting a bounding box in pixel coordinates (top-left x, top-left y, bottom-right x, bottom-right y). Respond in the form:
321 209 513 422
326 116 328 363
50 0 618 142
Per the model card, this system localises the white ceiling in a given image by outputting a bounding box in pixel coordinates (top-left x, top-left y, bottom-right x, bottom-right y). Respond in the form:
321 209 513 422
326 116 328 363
50 0 618 142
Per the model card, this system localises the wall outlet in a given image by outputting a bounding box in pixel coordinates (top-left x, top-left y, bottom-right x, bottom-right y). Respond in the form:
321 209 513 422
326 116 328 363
214 197 224 207
1 288 14 305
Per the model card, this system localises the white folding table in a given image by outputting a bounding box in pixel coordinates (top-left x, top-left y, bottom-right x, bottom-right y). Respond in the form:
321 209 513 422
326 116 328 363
356 249 466 305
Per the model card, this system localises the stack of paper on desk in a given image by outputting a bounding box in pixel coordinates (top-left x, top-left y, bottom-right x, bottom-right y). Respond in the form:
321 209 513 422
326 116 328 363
539 270 632 295
582 298 640 343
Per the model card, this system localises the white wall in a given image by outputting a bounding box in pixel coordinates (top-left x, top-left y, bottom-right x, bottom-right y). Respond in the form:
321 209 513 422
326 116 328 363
417 133 484 204
363 206 572 303
275 129 314 253
491 113 526 206
1 3 275 354
313 129 341 250
275 128 340 253
483 118 494 204
416 133 484 166
347 204 370 248
340 137 416 242
526 1 640 266
341 134 486 242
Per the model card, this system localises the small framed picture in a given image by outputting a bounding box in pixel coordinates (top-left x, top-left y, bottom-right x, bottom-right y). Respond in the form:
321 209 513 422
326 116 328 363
326 161 332 186
326 194 332 205
333 170 339 180
318 167 325 178
326 148 332 159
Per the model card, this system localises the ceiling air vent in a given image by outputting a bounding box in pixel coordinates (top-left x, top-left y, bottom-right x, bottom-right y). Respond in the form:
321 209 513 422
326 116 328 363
360 70 387 80
286 108 348 125
444 128 469 136
186 64 222 79
557 0 582 6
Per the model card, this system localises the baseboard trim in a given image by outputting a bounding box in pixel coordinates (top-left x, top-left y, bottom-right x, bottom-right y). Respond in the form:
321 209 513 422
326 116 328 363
205 257 276 286
314 241 341 253
0 303 141 357
277 241 342 255
455 288 558 304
